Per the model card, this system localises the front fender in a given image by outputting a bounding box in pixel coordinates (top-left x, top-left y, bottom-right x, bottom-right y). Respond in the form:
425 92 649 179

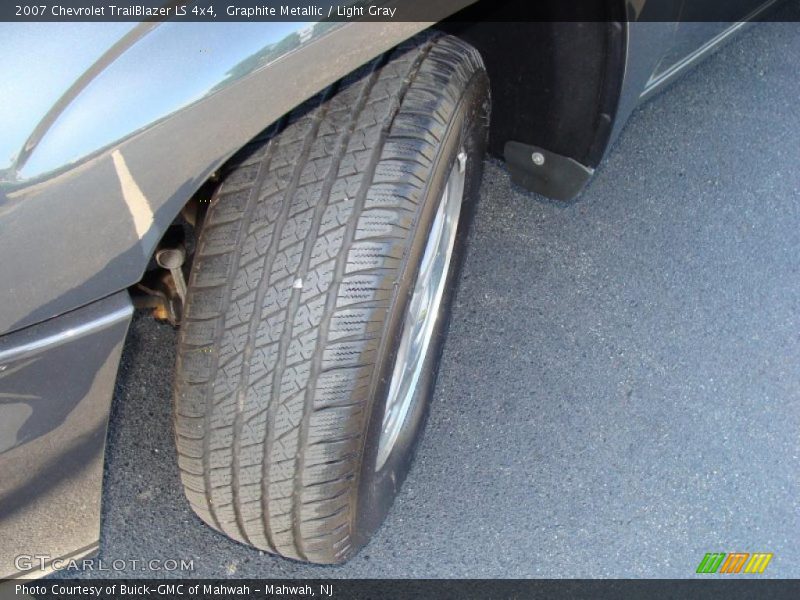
0 17 458 335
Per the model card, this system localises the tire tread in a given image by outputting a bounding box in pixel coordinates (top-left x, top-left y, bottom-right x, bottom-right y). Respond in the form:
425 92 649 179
174 32 485 563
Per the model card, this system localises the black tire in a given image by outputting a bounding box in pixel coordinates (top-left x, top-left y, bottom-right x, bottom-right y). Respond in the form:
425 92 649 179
174 32 490 564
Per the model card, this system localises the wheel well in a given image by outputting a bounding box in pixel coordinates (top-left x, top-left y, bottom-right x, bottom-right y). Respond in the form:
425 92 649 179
139 9 630 316
439 0 627 169
147 7 630 288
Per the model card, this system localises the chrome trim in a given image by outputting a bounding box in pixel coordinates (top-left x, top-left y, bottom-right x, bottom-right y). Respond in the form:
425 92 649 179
641 0 780 100
0 304 132 365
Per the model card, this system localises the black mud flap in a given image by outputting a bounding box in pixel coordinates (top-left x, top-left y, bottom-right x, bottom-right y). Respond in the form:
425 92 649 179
504 141 595 201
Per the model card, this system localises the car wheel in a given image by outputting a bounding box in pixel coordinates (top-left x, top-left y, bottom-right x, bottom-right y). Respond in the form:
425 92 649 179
173 32 490 564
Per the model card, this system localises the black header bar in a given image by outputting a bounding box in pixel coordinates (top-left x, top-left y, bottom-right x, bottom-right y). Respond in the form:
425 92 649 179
3 0 799 23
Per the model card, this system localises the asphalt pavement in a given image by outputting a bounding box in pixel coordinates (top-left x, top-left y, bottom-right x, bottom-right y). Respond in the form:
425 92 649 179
72 21 799 578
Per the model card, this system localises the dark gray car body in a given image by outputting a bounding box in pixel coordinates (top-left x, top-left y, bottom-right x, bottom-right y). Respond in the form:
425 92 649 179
0 0 773 577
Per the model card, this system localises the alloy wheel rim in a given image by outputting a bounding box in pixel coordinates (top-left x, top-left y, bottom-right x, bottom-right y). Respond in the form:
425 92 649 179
375 150 467 471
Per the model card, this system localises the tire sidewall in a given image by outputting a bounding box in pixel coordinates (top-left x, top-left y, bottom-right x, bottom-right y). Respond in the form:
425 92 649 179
351 68 490 551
